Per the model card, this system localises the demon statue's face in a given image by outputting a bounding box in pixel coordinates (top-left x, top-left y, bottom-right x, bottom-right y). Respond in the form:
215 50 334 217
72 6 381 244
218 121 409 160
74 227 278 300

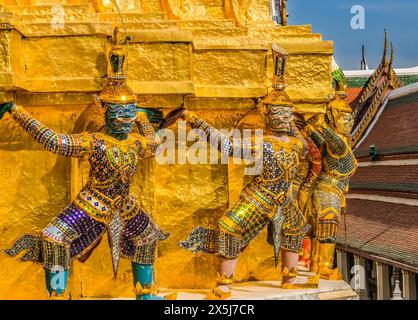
105 103 137 135
329 109 354 137
265 105 294 133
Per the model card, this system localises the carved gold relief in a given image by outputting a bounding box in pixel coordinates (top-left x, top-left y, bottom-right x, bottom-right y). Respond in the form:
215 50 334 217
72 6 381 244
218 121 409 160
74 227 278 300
93 0 141 12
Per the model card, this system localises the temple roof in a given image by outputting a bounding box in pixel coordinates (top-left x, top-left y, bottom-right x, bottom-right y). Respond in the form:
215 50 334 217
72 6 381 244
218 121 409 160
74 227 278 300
342 32 418 150
352 82 418 156
346 70 418 120
343 66 418 271
337 198 418 273
346 67 418 90
347 32 407 149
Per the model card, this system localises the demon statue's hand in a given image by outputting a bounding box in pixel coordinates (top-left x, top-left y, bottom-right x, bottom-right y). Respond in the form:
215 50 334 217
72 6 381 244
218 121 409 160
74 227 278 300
136 108 164 124
0 101 15 120
160 107 188 129
293 113 306 130
159 95 194 129
306 114 325 129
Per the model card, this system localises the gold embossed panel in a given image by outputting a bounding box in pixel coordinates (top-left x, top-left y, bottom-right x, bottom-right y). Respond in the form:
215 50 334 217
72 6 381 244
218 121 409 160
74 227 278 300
128 43 191 82
22 37 107 92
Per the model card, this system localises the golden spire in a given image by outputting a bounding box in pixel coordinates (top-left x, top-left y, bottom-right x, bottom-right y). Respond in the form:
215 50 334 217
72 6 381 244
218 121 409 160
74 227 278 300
381 30 388 67
360 45 368 70
99 27 137 104
259 44 293 113
280 0 288 26
388 42 397 82
388 42 394 69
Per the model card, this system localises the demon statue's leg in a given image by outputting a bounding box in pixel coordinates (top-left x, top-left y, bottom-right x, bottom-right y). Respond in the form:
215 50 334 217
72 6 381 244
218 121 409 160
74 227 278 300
44 268 69 298
131 263 164 300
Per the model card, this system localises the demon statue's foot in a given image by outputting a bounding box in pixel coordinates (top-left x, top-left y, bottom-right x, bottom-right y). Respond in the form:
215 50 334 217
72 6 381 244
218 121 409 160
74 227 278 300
281 267 319 289
44 268 70 299
205 273 236 300
134 288 177 300
317 267 343 280
132 262 177 300
136 292 177 300
206 285 232 300
315 243 342 280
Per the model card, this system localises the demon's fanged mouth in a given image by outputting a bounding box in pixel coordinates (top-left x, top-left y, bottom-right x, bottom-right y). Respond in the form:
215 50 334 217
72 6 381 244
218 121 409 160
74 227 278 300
115 116 137 125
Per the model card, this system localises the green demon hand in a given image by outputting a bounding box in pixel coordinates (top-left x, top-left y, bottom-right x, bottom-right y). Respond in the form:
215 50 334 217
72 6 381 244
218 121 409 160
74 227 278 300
159 95 193 129
159 107 188 129
0 101 15 120
136 108 164 124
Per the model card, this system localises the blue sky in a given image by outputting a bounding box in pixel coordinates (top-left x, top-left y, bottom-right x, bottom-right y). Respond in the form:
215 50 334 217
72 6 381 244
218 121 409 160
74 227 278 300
287 0 418 70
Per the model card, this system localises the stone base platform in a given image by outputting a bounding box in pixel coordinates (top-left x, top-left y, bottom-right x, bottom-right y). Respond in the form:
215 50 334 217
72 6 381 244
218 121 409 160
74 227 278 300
85 266 358 300
92 278 358 300
163 279 358 300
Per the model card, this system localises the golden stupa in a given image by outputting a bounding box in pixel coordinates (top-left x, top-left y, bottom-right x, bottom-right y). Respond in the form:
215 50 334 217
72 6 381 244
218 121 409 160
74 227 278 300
0 0 334 299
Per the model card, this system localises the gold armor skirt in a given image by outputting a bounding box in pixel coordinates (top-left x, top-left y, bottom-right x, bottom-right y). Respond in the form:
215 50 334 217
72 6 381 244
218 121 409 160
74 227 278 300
179 186 309 259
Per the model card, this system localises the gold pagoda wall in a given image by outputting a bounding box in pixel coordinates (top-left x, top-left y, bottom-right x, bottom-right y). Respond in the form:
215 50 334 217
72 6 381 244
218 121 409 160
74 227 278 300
0 1 333 299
